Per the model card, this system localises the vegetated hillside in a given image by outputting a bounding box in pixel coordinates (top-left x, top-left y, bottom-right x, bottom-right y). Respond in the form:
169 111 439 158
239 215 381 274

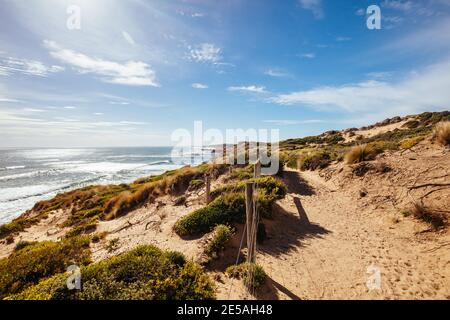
0 111 449 300
279 111 450 231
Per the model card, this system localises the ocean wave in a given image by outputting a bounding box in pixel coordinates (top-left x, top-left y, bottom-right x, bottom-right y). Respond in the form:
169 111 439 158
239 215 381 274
0 165 26 171
0 175 108 203
105 154 173 159
0 169 62 181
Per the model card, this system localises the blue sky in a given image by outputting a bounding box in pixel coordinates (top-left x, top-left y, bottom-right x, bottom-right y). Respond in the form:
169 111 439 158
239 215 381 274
0 0 450 147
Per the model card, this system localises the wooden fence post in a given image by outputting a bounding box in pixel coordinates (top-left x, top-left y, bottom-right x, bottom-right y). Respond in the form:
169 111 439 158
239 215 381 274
205 174 211 204
245 182 254 264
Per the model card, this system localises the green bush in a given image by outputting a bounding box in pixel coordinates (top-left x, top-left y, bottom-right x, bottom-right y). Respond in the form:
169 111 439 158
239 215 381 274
298 151 332 171
174 193 245 237
226 263 266 290
7 245 215 300
367 140 399 153
211 176 286 200
400 136 425 150
189 179 204 189
205 225 233 257
226 166 254 182
0 236 91 299
174 178 285 237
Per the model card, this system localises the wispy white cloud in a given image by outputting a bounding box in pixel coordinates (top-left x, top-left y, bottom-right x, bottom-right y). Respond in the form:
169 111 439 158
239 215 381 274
264 68 289 77
109 101 130 105
366 71 393 80
228 85 267 94
23 108 46 113
44 40 159 87
192 83 209 89
122 31 136 46
381 0 414 12
270 58 450 118
299 0 324 19
0 96 22 103
64 106 77 110
188 43 222 63
300 53 316 59
0 56 64 77
336 36 352 42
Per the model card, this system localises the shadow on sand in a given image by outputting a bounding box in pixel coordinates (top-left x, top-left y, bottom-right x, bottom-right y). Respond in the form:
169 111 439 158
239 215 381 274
281 170 315 196
259 198 330 257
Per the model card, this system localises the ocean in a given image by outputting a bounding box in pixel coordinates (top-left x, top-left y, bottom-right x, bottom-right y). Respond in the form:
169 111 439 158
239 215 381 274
0 147 212 225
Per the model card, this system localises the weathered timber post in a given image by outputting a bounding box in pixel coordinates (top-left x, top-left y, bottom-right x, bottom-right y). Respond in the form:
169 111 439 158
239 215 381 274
245 182 254 263
205 174 211 204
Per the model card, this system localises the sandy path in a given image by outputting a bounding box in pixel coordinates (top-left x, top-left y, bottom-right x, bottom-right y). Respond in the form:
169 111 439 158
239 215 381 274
217 168 450 300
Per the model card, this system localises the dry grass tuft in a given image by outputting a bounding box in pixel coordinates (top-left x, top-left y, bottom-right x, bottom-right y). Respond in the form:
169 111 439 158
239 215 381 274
433 121 450 146
404 203 447 230
344 144 377 164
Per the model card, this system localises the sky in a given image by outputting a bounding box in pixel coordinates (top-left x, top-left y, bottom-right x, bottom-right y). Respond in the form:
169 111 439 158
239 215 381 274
0 0 450 147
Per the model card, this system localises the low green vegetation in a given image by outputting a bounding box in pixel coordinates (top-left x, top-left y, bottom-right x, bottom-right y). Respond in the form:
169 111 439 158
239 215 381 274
205 225 233 257
174 177 286 237
400 136 426 150
0 236 91 299
226 263 267 290
211 176 286 199
298 150 333 171
189 179 204 190
225 165 254 182
278 111 450 171
7 245 215 300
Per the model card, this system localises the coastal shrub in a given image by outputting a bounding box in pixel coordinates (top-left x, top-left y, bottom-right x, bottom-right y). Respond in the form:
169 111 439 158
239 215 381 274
91 232 108 243
363 126 432 145
344 144 378 164
14 240 35 252
174 193 245 236
226 166 254 182
65 220 97 238
367 140 399 153
298 151 332 171
174 180 284 237
106 238 120 253
0 216 39 239
402 120 420 129
5 235 14 244
0 236 91 299
281 151 301 169
189 179 204 190
324 133 345 145
7 245 215 300
418 111 450 126
226 263 266 290
211 176 286 200
205 225 233 257
400 136 425 150
433 121 450 146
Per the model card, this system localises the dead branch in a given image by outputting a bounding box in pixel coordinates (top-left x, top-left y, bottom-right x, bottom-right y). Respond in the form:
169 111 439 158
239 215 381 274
408 183 450 190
